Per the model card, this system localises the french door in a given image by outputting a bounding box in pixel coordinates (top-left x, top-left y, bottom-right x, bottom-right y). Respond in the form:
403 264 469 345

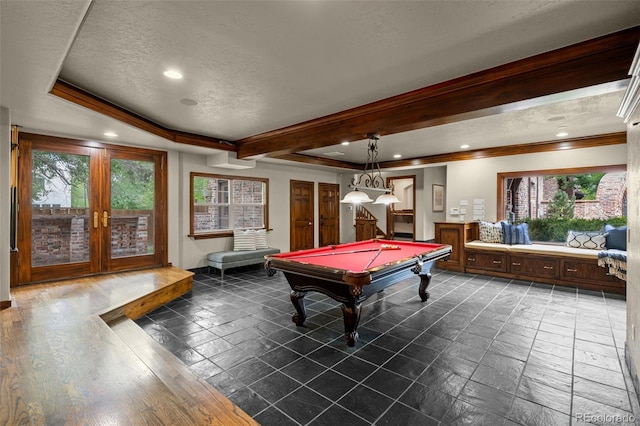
17 134 167 284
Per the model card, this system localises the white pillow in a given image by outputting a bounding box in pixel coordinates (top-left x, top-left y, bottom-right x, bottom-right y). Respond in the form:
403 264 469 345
565 230 607 250
255 229 268 249
234 229 256 251
478 221 503 243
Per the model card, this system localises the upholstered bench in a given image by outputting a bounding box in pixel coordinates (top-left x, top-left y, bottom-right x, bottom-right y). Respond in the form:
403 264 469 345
207 248 280 278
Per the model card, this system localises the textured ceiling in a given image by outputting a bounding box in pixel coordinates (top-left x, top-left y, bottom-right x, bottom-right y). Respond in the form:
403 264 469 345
2 1 640 165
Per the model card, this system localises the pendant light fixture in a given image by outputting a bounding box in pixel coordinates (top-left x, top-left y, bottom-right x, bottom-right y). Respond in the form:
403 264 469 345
340 134 400 205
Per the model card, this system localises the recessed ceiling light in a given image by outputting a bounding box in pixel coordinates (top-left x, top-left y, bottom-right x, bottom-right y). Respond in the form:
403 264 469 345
341 141 350 146
180 98 198 106
393 154 402 159
460 144 470 149
548 115 566 122
556 131 569 138
103 131 118 137
163 69 183 79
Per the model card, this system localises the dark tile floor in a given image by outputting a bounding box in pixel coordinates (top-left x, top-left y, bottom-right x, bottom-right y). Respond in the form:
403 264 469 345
136 266 639 425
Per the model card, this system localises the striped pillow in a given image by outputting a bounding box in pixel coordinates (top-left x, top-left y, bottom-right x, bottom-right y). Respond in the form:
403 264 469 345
233 229 256 251
501 222 532 245
255 229 268 249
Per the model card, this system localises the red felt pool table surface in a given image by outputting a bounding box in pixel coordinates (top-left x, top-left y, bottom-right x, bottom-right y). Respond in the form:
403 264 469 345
269 239 446 273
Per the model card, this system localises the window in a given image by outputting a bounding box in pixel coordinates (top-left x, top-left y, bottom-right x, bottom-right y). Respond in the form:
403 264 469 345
190 172 268 238
497 165 626 242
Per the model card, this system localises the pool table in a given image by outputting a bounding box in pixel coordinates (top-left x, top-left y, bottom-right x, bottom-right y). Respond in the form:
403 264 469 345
265 239 451 346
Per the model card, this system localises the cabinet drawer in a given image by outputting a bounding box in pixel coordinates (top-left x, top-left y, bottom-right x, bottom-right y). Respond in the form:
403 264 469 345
561 259 621 285
509 255 558 279
465 250 506 272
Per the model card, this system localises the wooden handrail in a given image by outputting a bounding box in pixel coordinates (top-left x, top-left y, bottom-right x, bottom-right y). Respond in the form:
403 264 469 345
354 205 387 239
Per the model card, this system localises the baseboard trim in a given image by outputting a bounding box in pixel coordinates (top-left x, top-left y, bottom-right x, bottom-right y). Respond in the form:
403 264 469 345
0 300 11 310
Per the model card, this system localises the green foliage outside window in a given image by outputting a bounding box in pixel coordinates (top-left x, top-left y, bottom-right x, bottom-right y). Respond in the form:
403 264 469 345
523 217 627 242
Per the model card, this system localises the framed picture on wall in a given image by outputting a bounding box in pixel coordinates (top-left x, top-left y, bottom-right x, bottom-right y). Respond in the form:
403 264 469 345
432 184 444 212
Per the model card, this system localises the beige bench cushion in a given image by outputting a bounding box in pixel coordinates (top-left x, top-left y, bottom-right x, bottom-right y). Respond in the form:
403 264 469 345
464 240 599 259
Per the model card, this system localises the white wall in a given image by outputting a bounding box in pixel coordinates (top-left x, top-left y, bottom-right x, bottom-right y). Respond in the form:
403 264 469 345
174 153 339 270
421 166 447 240
0 108 10 304
626 117 640 390
444 145 628 222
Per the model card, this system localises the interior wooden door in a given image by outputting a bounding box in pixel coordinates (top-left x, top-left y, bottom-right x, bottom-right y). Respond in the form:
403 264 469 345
17 133 167 284
290 180 314 251
319 183 340 247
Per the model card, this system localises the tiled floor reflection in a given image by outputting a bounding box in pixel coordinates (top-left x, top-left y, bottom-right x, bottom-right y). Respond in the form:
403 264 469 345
136 266 639 425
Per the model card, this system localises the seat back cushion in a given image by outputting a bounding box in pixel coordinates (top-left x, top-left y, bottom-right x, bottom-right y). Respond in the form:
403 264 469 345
565 230 607 250
478 221 504 243
604 224 627 251
255 229 268 249
234 229 257 251
501 222 532 245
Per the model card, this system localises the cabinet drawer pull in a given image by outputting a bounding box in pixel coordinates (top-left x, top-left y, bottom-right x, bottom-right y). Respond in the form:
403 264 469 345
493 260 502 264
566 268 577 272
512 262 521 266
543 266 554 270
467 258 475 262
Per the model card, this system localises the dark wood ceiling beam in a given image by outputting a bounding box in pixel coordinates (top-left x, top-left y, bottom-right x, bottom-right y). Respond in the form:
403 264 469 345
50 80 235 151
237 26 640 159
378 132 626 168
276 153 362 170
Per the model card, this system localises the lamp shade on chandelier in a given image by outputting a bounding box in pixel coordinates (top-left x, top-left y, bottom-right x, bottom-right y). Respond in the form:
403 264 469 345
340 134 400 205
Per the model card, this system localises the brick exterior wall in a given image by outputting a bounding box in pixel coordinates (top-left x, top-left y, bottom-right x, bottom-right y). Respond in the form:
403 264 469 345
511 172 626 220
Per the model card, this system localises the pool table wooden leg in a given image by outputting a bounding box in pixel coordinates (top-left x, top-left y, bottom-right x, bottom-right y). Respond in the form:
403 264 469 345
414 259 435 302
341 301 361 347
290 290 307 325
418 273 431 302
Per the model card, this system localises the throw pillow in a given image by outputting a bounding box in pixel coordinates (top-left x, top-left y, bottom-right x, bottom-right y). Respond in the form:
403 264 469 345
565 230 607 250
478 220 503 243
604 224 627 251
255 229 268 249
501 222 532 245
233 229 256 251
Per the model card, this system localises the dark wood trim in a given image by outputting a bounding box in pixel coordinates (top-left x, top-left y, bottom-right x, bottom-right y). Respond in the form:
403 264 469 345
46 28 638 169
0 300 11 310
379 132 627 169
189 172 270 239
496 163 627 220
276 153 362 170
237 26 639 158
50 80 236 151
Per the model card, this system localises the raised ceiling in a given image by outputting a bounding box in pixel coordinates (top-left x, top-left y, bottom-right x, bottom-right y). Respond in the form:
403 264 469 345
2 1 640 168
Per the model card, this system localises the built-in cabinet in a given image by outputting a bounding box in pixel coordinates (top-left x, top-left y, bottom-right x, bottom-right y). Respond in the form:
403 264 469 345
434 222 479 272
464 248 625 294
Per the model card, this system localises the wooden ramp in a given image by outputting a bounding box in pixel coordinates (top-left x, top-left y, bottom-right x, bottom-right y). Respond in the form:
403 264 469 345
0 266 258 425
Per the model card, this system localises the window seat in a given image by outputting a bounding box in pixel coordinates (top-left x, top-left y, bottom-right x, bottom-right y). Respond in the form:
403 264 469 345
463 241 625 294
207 248 281 278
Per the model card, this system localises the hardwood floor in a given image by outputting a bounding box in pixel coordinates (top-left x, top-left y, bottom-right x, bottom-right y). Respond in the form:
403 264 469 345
0 266 257 425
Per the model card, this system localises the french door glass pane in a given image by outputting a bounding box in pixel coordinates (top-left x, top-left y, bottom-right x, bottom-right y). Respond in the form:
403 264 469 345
110 159 155 258
31 150 90 266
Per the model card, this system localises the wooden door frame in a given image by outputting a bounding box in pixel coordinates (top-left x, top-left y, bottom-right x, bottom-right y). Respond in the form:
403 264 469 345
16 133 168 284
386 175 416 240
